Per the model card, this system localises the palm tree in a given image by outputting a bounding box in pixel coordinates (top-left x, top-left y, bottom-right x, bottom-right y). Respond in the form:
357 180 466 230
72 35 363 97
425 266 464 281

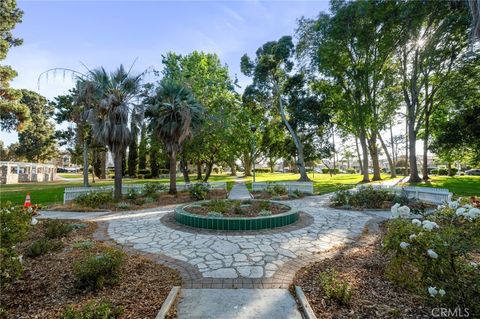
145 81 204 194
81 65 142 200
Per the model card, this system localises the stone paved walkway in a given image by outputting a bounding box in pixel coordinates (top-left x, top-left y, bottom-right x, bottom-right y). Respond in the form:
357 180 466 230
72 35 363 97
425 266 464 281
177 289 302 319
106 195 371 280
228 182 252 200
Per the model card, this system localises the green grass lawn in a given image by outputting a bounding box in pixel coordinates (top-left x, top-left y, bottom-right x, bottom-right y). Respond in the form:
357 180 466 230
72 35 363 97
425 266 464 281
403 175 480 197
58 173 83 179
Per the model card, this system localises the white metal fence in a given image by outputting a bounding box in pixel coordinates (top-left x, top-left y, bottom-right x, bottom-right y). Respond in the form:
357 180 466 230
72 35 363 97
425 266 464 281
252 182 314 194
358 185 452 205
63 182 227 203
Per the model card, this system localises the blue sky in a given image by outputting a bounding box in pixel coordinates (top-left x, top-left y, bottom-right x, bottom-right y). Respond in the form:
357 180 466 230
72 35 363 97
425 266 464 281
2 0 330 145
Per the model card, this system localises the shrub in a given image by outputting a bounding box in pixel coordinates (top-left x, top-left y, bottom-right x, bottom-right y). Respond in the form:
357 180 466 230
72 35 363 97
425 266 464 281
258 210 272 216
346 168 356 174
126 189 138 200
331 186 395 209
264 183 287 196
0 204 35 286
254 168 270 173
72 240 94 250
189 183 210 200
26 238 63 257
43 219 73 239
259 200 270 210
62 300 123 319
318 268 352 305
116 202 130 210
74 192 112 208
383 202 480 314
142 182 166 197
321 168 340 174
431 168 458 176
137 169 151 175
73 249 125 291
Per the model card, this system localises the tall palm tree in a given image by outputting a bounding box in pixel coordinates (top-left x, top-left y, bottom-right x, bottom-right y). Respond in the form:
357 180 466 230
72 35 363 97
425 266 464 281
146 81 204 194
81 65 142 200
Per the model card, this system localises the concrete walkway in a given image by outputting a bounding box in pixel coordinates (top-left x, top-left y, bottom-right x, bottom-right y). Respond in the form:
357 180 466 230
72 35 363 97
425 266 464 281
177 289 302 319
228 182 252 200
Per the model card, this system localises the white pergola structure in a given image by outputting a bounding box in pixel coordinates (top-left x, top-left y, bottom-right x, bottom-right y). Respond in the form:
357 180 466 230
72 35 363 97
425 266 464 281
0 161 57 184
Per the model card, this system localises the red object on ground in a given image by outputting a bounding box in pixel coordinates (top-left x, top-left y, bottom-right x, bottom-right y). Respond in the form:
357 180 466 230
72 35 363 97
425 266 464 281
24 193 32 207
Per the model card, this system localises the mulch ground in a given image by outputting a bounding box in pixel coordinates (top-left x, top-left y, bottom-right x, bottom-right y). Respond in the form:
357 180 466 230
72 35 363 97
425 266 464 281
0 220 181 318
50 189 228 212
292 226 432 319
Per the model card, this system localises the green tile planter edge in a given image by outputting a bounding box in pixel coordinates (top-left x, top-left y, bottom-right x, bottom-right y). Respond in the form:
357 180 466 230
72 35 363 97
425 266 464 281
174 200 298 231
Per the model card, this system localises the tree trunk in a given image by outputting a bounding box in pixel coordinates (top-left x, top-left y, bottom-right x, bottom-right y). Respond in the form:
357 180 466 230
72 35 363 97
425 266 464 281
408 112 421 182
82 140 89 187
278 96 309 181
368 132 382 181
422 115 430 181
355 137 363 175
332 130 336 174
204 161 213 182
168 151 177 194
229 161 237 176
100 151 107 179
390 122 396 165
114 151 123 200
359 130 370 183
180 156 190 183
243 152 252 176
379 134 396 178
447 161 452 176
405 118 409 176
196 161 203 180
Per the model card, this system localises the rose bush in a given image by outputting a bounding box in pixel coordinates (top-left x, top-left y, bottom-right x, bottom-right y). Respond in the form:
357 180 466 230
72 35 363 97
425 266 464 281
383 199 480 315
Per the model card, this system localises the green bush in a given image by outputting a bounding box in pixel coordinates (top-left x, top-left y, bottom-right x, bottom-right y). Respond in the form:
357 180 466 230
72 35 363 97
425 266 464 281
74 192 112 208
189 183 210 200
254 168 271 173
43 219 73 239
318 268 352 305
116 202 130 210
383 202 480 314
346 168 356 174
431 168 458 176
264 183 287 196
330 186 395 209
208 199 229 213
73 249 125 291
126 189 138 200
142 182 166 197
0 204 34 286
137 169 151 175
62 300 123 319
72 240 94 250
26 238 63 257
322 168 340 174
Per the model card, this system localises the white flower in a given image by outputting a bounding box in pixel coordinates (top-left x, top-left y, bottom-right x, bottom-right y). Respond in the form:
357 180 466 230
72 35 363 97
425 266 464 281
391 203 401 218
31 217 38 225
27 207 33 213
455 207 466 216
438 289 446 297
448 201 459 209
437 205 444 210
400 242 410 249
409 234 417 240
427 249 439 259
412 219 422 226
428 286 438 297
466 208 480 220
469 261 478 268
398 205 411 218
464 204 473 209
422 220 439 231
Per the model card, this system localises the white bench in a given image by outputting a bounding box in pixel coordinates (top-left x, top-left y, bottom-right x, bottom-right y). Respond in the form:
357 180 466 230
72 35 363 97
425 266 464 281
63 182 228 203
252 182 314 194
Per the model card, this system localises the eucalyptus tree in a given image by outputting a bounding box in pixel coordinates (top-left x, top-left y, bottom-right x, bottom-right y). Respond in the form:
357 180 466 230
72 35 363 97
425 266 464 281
241 36 311 181
396 0 470 181
81 66 143 199
145 81 204 194
297 0 406 182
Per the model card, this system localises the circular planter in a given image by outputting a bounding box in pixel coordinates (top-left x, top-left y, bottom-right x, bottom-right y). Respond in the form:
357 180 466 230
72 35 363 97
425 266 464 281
174 200 298 231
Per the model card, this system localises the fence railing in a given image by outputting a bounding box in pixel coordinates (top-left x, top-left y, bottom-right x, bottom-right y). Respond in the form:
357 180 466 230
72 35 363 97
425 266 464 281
252 182 314 194
357 185 452 205
63 182 228 203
